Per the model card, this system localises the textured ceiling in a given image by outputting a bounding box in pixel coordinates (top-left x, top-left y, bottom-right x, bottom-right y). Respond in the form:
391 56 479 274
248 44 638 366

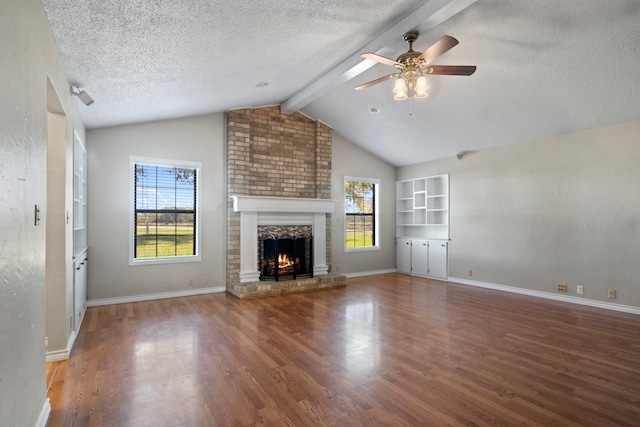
42 0 640 166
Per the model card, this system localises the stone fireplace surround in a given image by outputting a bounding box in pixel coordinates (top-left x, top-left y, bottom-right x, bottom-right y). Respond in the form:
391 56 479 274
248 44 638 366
228 195 346 298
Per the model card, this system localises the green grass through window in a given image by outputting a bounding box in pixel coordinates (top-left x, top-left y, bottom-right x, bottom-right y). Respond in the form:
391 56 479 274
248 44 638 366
135 226 194 258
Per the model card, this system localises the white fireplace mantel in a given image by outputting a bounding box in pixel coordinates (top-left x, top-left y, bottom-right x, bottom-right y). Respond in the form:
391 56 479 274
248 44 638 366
230 196 336 283
231 195 335 214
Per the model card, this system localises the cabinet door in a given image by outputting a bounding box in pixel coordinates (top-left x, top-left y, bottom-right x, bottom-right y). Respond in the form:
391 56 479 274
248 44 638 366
396 238 412 274
411 240 429 277
428 241 448 279
74 255 88 331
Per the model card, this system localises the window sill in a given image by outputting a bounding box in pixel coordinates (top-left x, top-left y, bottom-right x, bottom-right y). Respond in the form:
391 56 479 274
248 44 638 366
129 255 201 266
344 246 380 253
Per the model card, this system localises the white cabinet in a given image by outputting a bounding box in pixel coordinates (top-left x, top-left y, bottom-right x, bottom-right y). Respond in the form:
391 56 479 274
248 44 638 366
74 251 88 331
396 238 412 273
396 238 448 279
428 241 448 280
396 174 449 240
411 239 429 277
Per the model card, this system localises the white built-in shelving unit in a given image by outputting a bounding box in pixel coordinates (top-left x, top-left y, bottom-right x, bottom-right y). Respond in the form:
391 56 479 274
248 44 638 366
73 135 88 253
396 174 449 280
396 174 449 240
73 132 88 336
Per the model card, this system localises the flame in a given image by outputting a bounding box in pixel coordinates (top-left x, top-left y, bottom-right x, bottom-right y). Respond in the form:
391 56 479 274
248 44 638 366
278 253 294 269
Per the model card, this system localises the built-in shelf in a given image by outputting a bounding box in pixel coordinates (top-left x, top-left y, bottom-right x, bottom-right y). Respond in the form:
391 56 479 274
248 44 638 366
73 134 88 250
396 174 449 240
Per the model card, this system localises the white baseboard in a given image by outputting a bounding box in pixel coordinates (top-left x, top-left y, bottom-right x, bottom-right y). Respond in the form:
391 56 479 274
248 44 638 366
87 286 225 307
343 268 397 278
45 330 76 363
46 348 69 363
449 277 640 316
36 398 51 427
45 306 89 363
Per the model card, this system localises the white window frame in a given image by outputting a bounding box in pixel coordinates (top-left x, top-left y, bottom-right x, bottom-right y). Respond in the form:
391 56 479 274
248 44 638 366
344 176 380 253
129 156 202 266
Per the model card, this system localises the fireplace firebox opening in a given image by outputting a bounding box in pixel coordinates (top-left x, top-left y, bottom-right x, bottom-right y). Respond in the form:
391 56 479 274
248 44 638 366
258 225 313 281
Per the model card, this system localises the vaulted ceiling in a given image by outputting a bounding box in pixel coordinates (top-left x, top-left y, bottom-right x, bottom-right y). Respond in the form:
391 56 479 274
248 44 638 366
42 0 640 166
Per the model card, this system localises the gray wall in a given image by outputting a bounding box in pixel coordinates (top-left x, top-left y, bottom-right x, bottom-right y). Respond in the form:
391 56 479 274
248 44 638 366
87 114 226 300
331 133 397 275
0 0 86 425
398 119 640 308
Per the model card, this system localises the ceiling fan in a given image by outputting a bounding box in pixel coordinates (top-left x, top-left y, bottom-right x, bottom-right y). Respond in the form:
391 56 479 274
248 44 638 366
355 31 476 100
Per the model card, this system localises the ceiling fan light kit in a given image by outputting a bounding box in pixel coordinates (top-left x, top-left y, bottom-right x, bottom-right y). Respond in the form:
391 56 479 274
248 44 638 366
357 31 476 101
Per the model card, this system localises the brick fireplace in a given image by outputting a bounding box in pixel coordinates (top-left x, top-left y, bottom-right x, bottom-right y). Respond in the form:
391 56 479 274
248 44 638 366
226 106 345 298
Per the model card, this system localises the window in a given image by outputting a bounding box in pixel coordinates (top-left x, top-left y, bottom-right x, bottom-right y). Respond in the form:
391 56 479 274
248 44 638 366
344 177 380 251
130 156 201 265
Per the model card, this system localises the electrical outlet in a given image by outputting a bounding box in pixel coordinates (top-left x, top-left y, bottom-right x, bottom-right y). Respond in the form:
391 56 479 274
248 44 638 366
45 337 48 349
556 283 567 292
202 276 209 284
467 269 473 276
188 277 195 287
577 285 584 295
608 289 616 299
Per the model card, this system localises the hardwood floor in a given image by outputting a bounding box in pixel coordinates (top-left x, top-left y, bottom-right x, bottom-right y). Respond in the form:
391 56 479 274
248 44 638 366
47 274 640 426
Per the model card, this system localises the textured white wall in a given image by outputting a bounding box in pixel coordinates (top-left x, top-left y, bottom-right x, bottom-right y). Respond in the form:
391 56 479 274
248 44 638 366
331 133 397 275
398 119 640 308
0 0 86 425
87 114 226 300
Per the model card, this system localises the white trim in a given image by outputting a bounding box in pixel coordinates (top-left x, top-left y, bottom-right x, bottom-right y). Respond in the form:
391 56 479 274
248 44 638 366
344 176 381 251
36 398 51 427
66 330 77 355
312 213 329 276
87 286 225 307
344 175 380 185
344 246 381 253
45 313 85 362
231 195 335 213
258 212 313 226
46 349 69 363
344 268 397 278
449 277 640 316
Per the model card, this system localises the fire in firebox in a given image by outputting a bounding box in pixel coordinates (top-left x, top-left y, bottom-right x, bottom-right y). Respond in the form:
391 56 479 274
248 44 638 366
262 252 299 276
278 253 294 269
258 225 313 281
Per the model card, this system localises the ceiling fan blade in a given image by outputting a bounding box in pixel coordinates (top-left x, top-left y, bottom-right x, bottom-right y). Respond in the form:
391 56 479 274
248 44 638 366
426 65 477 76
417 35 459 65
360 53 399 67
355 74 398 90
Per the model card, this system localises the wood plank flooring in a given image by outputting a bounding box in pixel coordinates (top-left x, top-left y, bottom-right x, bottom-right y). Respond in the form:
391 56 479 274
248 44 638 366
47 274 640 426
